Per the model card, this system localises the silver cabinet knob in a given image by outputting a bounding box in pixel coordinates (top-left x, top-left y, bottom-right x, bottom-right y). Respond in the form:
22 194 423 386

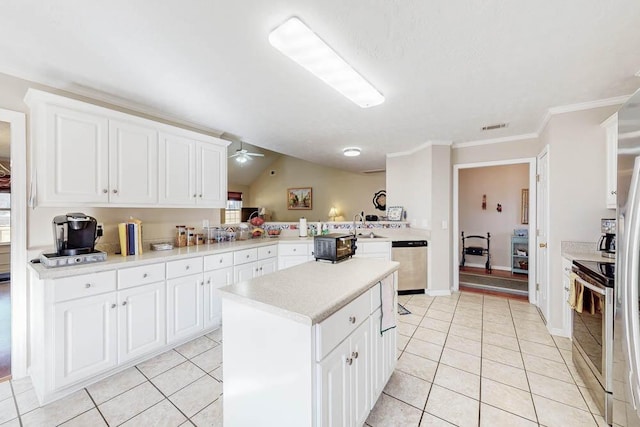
611 190 617 195
186 265 190 270
349 316 356 324
122 301 127 306
193 194 196 198
293 248 296 252
103 189 108 194
113 189 118 194
260 267 263 271
352 351 359 359
143 273 148 278
219 259 223 263
346 357 353 366
85 283 91 288
564 287 570 291
200 281 204 286
207 278 211 284
199 194 203 198
246 255 250 258
111 303 116 308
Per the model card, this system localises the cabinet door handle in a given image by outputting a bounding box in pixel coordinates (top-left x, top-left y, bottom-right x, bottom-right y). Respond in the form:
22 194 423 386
113 189 118 194
349 316 356 324
199 194 203 198
246 255 250 258
143 273 148 278
564 287 570 291
186 265 190 270
207 278 211 284
352 351 359 359
293 248 296 252
193 194 197 198
200 281 204 286
539 243 547 248
611 190 617 195
111 303 116 309
122 301 127 306
219 259 223 263
564 267 571 272
85 283 91 289
260 267 263 271
346 357 353 366
103 189 108 194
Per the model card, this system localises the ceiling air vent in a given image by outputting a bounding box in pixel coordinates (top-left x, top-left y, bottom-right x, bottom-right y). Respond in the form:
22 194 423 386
482 123 508 131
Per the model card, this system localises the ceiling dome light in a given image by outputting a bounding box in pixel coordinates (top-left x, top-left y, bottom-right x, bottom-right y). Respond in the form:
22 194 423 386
343 147 361 157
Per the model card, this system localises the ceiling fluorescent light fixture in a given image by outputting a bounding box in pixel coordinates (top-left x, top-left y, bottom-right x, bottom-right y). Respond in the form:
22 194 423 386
269 17 384 108
343 147 361 157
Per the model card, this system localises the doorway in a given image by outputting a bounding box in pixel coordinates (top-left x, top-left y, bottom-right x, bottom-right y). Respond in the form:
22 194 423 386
0 109 27 381
453 158 537 303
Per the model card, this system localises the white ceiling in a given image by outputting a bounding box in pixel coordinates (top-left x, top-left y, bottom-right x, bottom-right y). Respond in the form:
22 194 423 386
226 138 281 186
1 1 640 172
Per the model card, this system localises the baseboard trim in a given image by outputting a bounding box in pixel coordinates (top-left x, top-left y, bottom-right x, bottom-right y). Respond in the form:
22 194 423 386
547 326 570 338
462 263 511 272
425 289 452 297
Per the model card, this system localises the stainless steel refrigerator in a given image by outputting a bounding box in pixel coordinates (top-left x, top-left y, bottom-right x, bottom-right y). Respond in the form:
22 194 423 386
615 88 640 427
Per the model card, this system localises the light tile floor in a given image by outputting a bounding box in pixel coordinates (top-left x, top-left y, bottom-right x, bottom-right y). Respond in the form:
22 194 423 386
0 292 605 426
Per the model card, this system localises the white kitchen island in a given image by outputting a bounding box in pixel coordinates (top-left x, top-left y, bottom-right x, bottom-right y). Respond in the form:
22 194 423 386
219 257 399 427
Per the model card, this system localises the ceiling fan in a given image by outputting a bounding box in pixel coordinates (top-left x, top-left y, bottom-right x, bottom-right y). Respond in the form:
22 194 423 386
228 140 264 164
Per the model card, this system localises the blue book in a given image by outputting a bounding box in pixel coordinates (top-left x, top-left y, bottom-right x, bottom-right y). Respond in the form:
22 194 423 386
127 223 135 255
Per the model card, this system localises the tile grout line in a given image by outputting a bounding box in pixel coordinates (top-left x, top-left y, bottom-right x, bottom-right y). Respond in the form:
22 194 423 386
132 365 194 425
8 379 23 427
82 388 109 427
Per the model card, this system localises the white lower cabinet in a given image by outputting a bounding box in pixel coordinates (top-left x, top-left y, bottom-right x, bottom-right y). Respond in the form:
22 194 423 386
562 257 573 338
166 273 204 344
204 266 233 329
118 282 166 363
318 319 370 427
53 292 118 389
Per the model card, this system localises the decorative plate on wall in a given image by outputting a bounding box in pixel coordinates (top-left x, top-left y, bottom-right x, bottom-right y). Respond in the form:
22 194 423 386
373 190 386 211
387 206 404 221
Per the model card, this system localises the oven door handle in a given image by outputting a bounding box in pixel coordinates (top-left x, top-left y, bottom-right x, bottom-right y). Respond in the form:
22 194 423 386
574 275 606 296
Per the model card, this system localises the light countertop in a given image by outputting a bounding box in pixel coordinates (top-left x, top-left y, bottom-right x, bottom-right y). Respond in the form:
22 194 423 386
218 258 399 325
562 250 614 263
28 237 393 280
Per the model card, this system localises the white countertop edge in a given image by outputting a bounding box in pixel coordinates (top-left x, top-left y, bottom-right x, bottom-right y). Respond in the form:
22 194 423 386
28 237 395 280
561 250 614 263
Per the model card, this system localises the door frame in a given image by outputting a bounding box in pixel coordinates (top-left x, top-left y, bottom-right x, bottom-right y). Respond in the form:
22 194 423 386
536 145 551 323
0 108 27 378
452 157 538 303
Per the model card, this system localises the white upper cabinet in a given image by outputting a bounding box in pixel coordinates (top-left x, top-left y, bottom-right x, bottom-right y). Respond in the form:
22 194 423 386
602 113 618 209
43 105 110 204
25 89 229 208
158 132 197 205
109 119 158 205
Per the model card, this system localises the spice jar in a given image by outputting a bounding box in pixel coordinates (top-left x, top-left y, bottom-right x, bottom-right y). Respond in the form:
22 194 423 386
187 227 196 246
176 225 187 247
196 234 204 245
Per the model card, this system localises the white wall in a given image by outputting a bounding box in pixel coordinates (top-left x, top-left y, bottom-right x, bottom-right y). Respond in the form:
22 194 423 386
459 164 529 269
542 105 618 331
386 147 431 229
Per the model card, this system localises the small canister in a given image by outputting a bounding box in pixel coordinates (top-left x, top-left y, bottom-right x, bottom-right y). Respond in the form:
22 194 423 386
187 227 196 246
176 225 187 247
196 234 204 245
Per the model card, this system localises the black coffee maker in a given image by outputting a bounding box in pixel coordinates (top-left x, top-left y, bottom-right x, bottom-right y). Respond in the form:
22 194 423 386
53 213 99 256
599 218 616 259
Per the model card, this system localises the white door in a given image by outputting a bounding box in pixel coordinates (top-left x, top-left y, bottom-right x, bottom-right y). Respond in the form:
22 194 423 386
45 105 109 204
204 267 233 328
118 282 166 363
167 274 204 343
318 339 351 427
196 141 226 207
109 119 158 205
350 321 370 427
234 262 257 283
159 132 196 205
54 293 117 388
536 146 550 321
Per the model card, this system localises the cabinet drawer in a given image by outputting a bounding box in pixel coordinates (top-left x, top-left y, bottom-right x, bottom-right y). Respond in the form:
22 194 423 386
234 248 258 265
204 252 234 271
54 270 116 302
316 291 370 361
562 257 572 277
279 243 310 256
118 263 165 290
258 245 278 260
358 241 390 254
166 257 203 279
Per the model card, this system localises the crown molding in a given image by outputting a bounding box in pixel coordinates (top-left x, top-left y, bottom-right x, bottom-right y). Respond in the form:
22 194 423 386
547 95 629 115
387 140 452 158
452 133 538 149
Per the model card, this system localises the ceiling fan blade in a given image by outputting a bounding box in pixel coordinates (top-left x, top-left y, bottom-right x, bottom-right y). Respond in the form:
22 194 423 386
228 152 241 158
247 152 265 157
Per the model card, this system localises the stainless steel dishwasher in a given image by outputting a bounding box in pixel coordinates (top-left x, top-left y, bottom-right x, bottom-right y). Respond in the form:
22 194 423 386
392 240 428 294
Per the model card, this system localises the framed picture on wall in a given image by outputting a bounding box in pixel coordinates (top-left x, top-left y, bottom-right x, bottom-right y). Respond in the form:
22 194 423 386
521 188 529 224
287 187 312 210
387 206 404 221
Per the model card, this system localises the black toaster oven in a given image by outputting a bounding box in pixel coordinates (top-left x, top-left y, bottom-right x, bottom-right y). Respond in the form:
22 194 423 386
314 234 357 263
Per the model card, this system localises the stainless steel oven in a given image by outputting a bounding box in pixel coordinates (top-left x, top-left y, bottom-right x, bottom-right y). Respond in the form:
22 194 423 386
571 260 614 425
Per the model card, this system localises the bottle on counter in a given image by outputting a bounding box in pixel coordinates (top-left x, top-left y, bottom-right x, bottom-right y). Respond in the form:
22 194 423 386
187 227 195 246
176 225 187 247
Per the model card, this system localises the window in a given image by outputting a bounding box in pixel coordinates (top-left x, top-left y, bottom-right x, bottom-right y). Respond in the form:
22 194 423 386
225 191 243 224
0 193 9 243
